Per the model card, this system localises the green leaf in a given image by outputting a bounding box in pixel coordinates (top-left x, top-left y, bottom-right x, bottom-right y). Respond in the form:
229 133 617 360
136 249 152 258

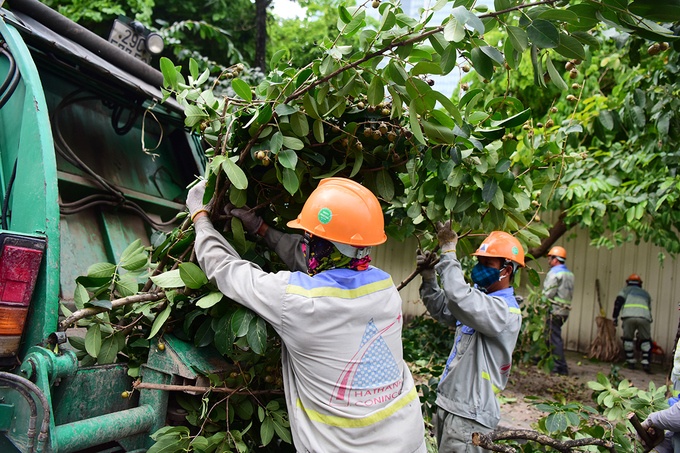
408 101 425 145
489 108 532 128
115 273 138 298
246 317 268 355
545 55 568 91
313 119 325 143
232 308 255 337
121 252 147 271
443 16 466 42
278 150 298 170
282 136 305 151
506 25 529 52
150 269 184 288
148 305 172 339
159 57 178 88
290 112 309 137
74 283 89 310
376 170 395 201
87 262 116 279
274 104 298 116
260 417 275 446
281 167 300 195
119 239 143 264
527 19 559 49
179 263 208 289
367 76 385 106
98 333 122 364
482 179 498 203
231 79 252 102
195 291 222 310
269 49 287 69
189 58 199 81
87 299 112 310
545 412 568 433
222 157 249 190
85 324 102 358
555 33 586 60
470 47 494 80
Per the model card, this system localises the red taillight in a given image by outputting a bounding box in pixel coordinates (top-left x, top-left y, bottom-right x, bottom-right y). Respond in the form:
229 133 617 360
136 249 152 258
0 235 45 361
0 244 44 306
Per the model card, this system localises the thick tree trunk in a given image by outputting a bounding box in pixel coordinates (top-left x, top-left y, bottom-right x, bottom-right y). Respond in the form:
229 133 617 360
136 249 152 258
255 0 272 71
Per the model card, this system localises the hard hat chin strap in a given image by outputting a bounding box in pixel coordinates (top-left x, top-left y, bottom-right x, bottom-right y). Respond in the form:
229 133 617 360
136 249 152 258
331 241 372 259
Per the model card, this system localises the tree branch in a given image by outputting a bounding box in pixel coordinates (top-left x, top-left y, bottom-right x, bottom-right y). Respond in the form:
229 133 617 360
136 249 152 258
133 381 283 395
472 428 617 453
526 211 568 262
59 291 166 331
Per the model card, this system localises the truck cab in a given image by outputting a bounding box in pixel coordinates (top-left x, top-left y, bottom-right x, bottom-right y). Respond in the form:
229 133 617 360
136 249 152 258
0 0 210 450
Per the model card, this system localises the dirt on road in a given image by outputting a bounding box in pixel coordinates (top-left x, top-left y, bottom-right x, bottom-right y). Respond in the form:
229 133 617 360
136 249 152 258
499 351 672 430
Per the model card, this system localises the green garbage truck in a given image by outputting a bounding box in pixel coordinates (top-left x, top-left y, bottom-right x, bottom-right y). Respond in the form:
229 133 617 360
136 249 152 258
0 1 229 451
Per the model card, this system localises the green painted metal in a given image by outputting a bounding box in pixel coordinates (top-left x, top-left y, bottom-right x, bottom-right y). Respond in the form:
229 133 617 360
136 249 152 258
0 13 61 356
0 404 13 431
54 405 156 453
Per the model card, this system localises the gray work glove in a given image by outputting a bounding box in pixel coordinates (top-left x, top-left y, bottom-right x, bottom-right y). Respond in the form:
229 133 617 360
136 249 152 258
416 248 437 281
187 180 212 221
435 220 458 253
225 205 264 235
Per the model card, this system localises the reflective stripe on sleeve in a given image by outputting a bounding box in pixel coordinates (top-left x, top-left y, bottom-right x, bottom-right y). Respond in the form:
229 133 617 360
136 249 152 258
286 277 394 299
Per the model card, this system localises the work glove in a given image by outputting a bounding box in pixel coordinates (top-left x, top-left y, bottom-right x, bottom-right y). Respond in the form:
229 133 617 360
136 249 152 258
225 205 264 236
435 220 458 253
416 248 437 281
187 180 212 221
613 318 618 327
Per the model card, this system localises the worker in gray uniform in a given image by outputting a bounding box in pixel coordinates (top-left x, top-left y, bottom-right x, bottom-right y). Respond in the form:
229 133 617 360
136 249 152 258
542 246 574 376
417 223 524 452
613 273 653 372
187 177 426 453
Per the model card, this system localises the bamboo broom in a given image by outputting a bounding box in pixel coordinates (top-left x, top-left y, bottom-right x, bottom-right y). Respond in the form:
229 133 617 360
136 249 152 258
589 279 622 362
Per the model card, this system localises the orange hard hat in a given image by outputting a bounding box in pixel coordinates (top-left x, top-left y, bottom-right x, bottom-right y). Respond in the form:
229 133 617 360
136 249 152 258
471 231 525 267
548 246 567 259
287 178 387 247
626 273 642 284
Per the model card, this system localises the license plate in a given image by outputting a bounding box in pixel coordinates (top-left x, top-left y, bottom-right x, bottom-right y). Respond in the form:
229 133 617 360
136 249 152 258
108 19 150 62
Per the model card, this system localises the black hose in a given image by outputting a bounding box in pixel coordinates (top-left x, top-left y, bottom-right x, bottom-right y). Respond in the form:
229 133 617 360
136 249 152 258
0 371 52 453
0 43 21 110
0 42 17 94
111 103 140 135
1 159 17 230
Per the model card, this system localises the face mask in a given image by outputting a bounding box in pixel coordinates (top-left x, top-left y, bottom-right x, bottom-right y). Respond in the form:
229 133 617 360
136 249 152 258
471 262 501 291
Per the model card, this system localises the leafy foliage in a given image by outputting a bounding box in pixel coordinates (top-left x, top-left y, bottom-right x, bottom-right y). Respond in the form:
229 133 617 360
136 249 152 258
59 0 680 450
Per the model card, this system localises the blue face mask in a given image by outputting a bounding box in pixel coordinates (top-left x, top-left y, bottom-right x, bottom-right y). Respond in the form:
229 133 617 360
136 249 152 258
471 262 500 291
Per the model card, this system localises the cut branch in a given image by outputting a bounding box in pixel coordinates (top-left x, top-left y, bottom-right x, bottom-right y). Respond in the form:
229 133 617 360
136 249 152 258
133 381 283 396
473 428 617 453
59 291 166 331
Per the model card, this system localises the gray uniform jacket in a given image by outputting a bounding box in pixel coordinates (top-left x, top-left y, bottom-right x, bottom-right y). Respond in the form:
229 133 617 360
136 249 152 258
619 286 653 321
542 264 574 317
649 401 680 432
419 251 522 429
194 218 426 452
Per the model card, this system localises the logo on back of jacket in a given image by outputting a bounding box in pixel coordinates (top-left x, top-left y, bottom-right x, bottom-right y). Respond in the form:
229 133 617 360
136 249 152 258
330 317 402 407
